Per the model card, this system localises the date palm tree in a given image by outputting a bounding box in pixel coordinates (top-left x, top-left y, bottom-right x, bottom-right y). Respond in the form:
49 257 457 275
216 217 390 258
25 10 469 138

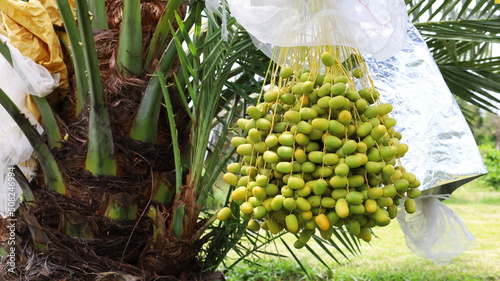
0 0 498 280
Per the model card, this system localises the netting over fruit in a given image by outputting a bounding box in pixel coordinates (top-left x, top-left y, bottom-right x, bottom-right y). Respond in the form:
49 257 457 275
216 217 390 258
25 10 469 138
219 44 421 247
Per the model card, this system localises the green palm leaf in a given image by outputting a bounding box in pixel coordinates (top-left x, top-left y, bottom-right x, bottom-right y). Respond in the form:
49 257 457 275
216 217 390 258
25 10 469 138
416 19 500 43
408 0 500 124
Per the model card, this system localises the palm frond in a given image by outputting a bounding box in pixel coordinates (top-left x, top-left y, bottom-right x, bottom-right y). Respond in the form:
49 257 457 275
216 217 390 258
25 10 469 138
408 0 500 120
332 227 362 257
144 0 184 70
171 9 263 206
0 87 65 195
88 0 108 30
303 242 332 273
55 0 88 116
75 0 116 176
440 68 500 110
116 0 142 76
280 237 312 280
407 0 500 22
157 70 183 190
130 3 199 143
311 235 342 265
426 40 494 63
415 19 500 43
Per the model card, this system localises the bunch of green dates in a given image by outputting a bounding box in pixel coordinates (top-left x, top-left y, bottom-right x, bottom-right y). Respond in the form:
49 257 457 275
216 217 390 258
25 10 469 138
218 51 421 248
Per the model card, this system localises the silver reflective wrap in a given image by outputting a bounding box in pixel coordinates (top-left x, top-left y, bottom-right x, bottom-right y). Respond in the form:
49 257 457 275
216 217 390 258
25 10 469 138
365 22 487 195
366 22 484 264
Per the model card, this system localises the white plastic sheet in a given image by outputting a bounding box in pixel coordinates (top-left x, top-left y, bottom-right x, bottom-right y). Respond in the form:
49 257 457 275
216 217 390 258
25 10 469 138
0 34 58 218
227 0 408 61
397 195 476 265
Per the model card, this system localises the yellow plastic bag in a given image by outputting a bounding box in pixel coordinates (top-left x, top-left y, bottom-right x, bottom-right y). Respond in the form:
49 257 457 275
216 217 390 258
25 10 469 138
0 0 68 90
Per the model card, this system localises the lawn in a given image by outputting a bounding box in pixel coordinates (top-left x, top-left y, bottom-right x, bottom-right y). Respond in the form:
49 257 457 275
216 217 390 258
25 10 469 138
225 182 500 281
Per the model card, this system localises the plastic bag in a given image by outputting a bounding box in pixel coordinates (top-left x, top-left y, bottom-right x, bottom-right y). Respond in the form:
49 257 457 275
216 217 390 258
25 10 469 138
0 0 68 90
397 195 476 265
227 0 408 60
365 22 485 264
365 22 487 195
0 34 58 218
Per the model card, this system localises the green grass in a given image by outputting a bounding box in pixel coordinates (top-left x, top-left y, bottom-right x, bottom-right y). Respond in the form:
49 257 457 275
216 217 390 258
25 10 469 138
225 181 500 280
446 181 500 205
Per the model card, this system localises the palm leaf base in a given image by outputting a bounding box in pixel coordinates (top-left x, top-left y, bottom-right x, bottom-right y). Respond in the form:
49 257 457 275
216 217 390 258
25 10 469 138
0 1 214 279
